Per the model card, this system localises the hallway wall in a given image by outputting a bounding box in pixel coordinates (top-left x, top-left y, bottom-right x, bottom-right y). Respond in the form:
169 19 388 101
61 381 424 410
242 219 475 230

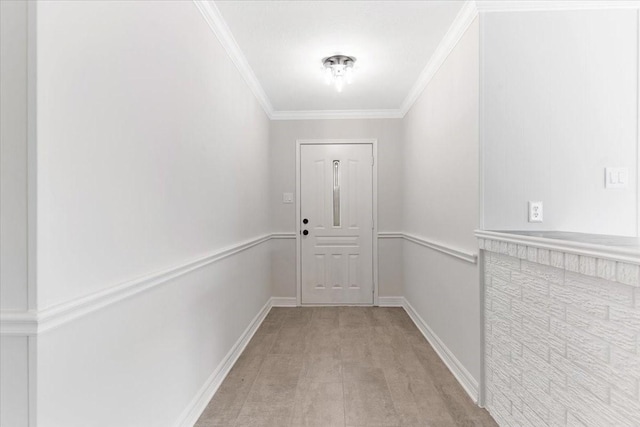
402 17 481 392
481 9 639 237
0 2 33 425
4 2 637 426
34 1 271 426
269 119 404 300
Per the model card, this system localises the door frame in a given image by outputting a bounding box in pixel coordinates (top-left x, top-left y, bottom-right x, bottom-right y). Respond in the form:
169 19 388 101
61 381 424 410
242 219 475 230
295 138 379 306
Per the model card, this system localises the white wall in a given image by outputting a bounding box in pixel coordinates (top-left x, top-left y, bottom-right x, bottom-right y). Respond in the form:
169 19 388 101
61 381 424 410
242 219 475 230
34 1 271 426
37 1 271 308
269 119 404 298
402 18 481 384
1 2 32 426
37 244 270 427
1 0 29 312
481 9 639 237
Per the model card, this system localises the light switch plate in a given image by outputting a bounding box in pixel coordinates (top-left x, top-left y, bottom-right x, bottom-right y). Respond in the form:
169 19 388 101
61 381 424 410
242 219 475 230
283 193 293 204
605 167 629 189
528 201 543 223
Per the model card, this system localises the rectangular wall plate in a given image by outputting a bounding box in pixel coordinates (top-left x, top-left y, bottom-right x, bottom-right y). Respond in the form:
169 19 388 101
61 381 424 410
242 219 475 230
528 201 543 223
605 167 629 189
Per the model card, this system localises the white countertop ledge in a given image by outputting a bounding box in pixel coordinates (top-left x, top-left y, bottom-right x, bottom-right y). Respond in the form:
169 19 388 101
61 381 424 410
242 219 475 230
475 230 640 265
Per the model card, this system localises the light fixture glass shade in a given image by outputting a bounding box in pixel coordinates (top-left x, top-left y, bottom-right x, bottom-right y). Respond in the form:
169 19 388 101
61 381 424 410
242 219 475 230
324 67 333 85
322 55 356 92
335 75 344 93
345 66 353 85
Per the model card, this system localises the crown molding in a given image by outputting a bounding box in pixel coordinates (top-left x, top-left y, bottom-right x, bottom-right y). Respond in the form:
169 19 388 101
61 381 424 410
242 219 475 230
193 0 274 118
270 109 403 121
197 0 640 121
476 1 640 12
400 1 479 116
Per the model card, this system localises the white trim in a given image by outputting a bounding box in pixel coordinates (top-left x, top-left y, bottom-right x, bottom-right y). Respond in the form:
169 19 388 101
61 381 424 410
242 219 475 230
475 230 640 265
476 1 640 12
379 232 477 263
271 297 297 307
0 311 38 336
637 8 640 238
478 10 486 232
27 0 37 312
477 250 487 408
192 0 640 121
0 234 273 336
377 232 404 239
296 143 302 307
400 1 479 116
27 335 37 427
174 298 272 427
192 0 274 118
270 232 296 239
402 298 480 403
270 109 403 121
378 296 404 307
383 232 478 264
296 139 379 306
26 4 38 424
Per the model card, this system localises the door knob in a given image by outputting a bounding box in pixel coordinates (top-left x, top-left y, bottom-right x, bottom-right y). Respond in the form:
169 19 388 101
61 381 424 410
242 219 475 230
303 230 309 236
303 218 309 224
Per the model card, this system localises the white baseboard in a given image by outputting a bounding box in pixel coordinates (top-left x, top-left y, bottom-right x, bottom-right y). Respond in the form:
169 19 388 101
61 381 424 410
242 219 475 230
175 298 273 427
401 298 480 404
378 296 405 307
270 297 297 307
175 294 480 427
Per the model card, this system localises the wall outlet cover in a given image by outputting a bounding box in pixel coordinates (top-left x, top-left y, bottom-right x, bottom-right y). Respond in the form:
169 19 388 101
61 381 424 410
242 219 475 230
528 201 543 223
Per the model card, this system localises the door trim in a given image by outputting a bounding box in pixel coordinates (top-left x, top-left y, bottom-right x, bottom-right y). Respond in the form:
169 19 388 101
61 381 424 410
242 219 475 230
295 139 379 306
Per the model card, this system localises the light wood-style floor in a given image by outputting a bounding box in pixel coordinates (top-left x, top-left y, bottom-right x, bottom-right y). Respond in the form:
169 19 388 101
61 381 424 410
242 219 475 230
196 307 497 427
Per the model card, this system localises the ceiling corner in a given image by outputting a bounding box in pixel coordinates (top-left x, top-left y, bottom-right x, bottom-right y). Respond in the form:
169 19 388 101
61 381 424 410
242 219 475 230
400 0 479 116
193 0 275 118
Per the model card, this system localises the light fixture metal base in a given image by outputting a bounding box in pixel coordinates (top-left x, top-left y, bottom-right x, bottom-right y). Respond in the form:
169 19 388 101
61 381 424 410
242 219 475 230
322 55 356 69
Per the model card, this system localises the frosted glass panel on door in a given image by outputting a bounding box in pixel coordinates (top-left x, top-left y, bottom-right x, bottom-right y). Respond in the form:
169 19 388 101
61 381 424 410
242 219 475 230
333 160 340 227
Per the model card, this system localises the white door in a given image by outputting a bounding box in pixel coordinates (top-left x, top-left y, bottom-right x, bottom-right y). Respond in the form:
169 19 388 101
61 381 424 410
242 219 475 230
300 143 374 304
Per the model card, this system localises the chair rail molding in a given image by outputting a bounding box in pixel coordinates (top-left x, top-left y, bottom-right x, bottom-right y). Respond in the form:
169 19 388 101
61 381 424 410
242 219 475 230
475 230 640 266
270 232 296 239
1 231 477 336
0 234 284 336
379 232 477 264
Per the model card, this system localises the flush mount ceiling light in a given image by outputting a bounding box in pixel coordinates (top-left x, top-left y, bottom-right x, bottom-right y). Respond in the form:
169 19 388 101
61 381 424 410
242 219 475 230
323 55 356 93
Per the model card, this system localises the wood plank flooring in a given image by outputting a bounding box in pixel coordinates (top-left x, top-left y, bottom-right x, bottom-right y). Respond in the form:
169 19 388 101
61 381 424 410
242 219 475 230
195 307 497 427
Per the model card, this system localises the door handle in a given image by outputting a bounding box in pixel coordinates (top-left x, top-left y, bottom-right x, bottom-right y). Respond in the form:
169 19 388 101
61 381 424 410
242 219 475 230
303 230 309 236
303 218 309 224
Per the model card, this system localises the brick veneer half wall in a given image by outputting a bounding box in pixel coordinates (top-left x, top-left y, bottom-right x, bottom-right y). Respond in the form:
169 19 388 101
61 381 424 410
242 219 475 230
478 233 640 427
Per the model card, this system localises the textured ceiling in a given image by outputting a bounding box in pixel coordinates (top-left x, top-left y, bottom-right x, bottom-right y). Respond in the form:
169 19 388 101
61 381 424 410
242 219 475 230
214 1 465 113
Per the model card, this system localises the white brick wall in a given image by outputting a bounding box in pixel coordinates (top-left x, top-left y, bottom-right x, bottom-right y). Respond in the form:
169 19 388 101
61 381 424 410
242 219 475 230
480 238 640 427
